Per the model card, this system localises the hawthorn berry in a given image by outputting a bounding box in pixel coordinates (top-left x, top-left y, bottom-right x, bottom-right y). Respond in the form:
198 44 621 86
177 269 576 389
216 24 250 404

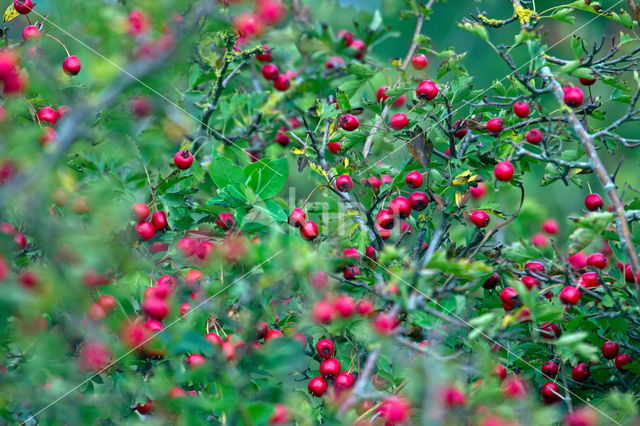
376 209 395 230
512 101 530 118
542 219 559 235
151 211 168 230
371 312 398 335
482 273 500 289
541 361 559 378
486 118 504 134
265 329 283 342
579 76 597 86
62 56 82 75
440 386 466 407
135 399 155 415
40 127 57 145
494 161 514 181
541 382 562 404
256 45 272 62
142 297 169 320
409 191 429 211
365 245 376 259
308 376 328 396
135 221 155 240
540 322 561 340
586 252 608 269
316 339 335 358
335 175 353 192
502 375 528 398
215 212 235 230
325 56 344 70
234 12 264 38
405 171 423 188
288 208 306 227
186 353 206 369
453 120 468 139
560 286 581 305
177 238 196 257
499 287 519 310
415 80 439 100
350 39 367 59
389 113 408 130
571 363 590 382
342 265 360 280
389 196 411 219
333 295 355 318
356 299 374 316
521 275 539 290
378 396 412 424
601 341 619 359
470 210 490 228
493 364 507 382
563 86 584 107
22 25 40 41
339 114 359 131
275 128 290 146
335 371 355 389
130 96 152 118
174 150 194 170
78 340 112 372
327 141 342 154
319 357 341 378
469 182 486 199
97 295 117 312
411 54 428 69
269 404 290 425
261 63 279 80
584 193 603 211
336 30 353 47
526 129 543 144
13 0 33 14
579 272 599 289
525 261 544 273
311 300 334 323
615 353 632 371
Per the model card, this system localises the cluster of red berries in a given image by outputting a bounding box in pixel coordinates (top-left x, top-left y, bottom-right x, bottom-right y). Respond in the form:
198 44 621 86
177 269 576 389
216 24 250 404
307 339 356 397
0 221 28 251
311 294 374 324
132 203 168 241
232 0 286 41
288 208 318 240
258 47 295 91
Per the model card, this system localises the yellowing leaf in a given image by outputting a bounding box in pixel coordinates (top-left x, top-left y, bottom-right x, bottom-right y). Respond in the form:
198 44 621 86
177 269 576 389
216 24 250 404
343 157 349 168
452 170 479 186
391 58 402 67
3 4 19 24
291 147 304 155
346 210 360 217
309 162 328 178
455 191 464 207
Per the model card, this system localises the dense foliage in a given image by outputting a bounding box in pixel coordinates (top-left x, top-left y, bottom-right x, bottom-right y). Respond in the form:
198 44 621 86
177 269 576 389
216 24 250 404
2 0 640 424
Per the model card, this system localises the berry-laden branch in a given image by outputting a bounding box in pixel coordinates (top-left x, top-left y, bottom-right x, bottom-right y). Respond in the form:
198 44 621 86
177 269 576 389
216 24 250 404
541 65 640 301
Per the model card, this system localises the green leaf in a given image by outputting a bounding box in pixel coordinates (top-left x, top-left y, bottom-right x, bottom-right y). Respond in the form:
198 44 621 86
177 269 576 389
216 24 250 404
245 157 289 200
253 199 288 223
457 22 488 42
209 157 245 189
346 63 377 79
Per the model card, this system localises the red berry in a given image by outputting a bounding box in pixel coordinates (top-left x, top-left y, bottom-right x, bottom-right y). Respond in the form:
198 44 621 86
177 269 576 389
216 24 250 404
601 341 619 359
327 142 342 154
40 127 57 145
78 340 112 372
13 0 33 14
571 363 590 382
135 221 155 240
560 286 581 305
541 382 562 404
563 86 584 107
350 40 367 59
269 403 290 425
256 45 272 62
215 212 235 230
469 182 486 199
205 332 223 346
186 353 206 369
494 161 514 181
316 339 335 358
371 312 398 335
365 245 376 259
521 275 539 290
22 25 40 41
339 114 359 131
335 175 353 192
486 118 504 134
440 386 466 407
265 329 283 342
415 80 439 100
62 56 82 75
502 375 528 398
542 361 558 378
300 221 319 240
531 233 548 247
308 376 328 396
579 76 596 86
525 261 544 274
174 150 194 170
389 113 408 130
568 252 588 270
337 30 353 46
409 191 429 211
540 322 561 340
335 371 355 389
288 208 306 227
493 364 507 381
389 196 411 219
37 107 58 125
151 211 168 230
470 210 490 228
499 287 519 310
142 297 169 320
405 171 423 188
376 209 395 230
615 353 632 371
57 106 70 118
482 273 500 289
584 193 603 211
377 396 412 424
325 56 345 70
334 295 355 318
542 219 559 235
356 299 374 316
177 238 196 257
135 399 155 415
131 203 150 222
526 129 543 144
453 120 468 139
275 128 290 146
319 357 341 378
311 300 334 323
579 271 599 289
411 54 428 70
586 253 608 269
512 101 530 118
97 295 117 312
273 74 290 91
233 12 264 38
261 63 280 80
